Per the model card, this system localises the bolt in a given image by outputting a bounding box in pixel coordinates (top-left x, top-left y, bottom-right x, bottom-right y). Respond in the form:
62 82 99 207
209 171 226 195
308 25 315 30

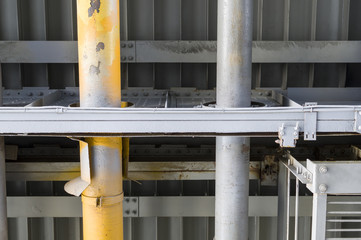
125 198 130 203
125 210 130 214
319 184 328 193
121 56 127 61
293 132 298 136
258 92 263 96
27 92 33 96
121 43 126 48
69 92 75 96
265 91 271 96
38 92 43 96
128 43 134 48
319 166 328 174
128 56 134 61
132 210 137 215
132 198 137 203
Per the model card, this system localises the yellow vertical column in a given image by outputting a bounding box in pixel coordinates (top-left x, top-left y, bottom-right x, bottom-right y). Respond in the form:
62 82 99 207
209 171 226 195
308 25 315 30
77 0 123 239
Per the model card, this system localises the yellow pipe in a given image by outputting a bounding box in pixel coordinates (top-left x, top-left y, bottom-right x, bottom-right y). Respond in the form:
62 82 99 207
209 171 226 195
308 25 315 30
77 0 123 239
82 138 123 240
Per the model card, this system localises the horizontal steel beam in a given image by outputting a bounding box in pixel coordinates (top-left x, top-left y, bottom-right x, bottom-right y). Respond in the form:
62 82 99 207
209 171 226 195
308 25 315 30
0 106 359 136
6 196 312 218
0 41 360 63
8 196 359 218
6 161 260 181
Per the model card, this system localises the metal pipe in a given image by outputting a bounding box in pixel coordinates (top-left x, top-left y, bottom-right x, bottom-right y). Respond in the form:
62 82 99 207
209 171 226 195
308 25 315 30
0 65 8 240
295 178 300 240
215 0 253 239
77 0 123 239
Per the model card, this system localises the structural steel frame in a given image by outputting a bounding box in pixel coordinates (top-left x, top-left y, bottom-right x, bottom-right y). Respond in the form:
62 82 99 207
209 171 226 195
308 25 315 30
0 105 358 138
279 151 361 240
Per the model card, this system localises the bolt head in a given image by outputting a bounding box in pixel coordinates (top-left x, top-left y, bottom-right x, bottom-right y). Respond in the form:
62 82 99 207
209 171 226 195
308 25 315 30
293 132 298 136
128 56 134 60
319 184 328 193
128 43 134 48
319 166 328 174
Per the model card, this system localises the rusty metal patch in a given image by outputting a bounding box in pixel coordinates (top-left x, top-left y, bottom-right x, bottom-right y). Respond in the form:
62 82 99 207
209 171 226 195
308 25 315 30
88 0 101 17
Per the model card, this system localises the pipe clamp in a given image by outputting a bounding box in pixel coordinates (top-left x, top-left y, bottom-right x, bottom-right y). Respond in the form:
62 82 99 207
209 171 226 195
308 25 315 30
82 192 124 207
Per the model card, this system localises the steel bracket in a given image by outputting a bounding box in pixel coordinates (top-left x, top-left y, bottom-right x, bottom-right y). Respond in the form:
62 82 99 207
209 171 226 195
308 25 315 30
282 152 313 184
277 122 299 148
124 197 139 217
304 103 318 141
121 41 136 63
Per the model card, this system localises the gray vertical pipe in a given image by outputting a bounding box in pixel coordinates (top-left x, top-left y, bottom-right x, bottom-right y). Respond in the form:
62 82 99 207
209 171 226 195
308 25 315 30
0 65 8 240
215 0 253 239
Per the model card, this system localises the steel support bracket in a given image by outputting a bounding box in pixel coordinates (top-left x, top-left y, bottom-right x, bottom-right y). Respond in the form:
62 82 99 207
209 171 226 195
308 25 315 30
123 197 139 217
121 41 136 63
356 111 361 133
282 152 313 184
277 123 299 148
304 104 318 141
306 160 361 194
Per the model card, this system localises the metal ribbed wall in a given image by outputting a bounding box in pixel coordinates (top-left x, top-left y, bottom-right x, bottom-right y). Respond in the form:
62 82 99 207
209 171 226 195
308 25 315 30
0 0 360 90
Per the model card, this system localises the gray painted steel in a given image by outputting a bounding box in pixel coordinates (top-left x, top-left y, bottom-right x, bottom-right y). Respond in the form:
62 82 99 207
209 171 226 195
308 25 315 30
0 106 357 136
1 41 361 63
6 196 312 218
5 161 260 181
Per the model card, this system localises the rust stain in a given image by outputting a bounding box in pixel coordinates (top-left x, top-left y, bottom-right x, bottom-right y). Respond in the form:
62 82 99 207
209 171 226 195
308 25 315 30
241 144 250 154
96 42 105 52
88 0 101 17
261 155 278 184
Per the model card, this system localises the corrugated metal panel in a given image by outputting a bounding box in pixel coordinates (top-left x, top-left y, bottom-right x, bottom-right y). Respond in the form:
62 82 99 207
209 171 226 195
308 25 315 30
0 0 360 90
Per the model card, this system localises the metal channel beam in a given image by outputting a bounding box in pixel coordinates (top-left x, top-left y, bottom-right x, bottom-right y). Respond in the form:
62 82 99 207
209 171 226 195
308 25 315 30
6 196 313 218
5 161 260 181
0 106 358 136
0 41 361 63
8 196 361 218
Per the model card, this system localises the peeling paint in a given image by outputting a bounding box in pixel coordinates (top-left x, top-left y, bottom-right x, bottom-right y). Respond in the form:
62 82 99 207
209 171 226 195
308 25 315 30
88 0 101 17
89 61 101 75
96 42 105 52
